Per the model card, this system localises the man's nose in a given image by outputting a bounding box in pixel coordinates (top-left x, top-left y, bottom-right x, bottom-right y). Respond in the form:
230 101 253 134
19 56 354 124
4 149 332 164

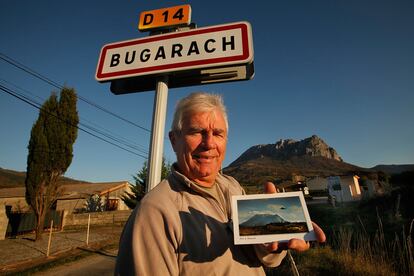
202 132 216 149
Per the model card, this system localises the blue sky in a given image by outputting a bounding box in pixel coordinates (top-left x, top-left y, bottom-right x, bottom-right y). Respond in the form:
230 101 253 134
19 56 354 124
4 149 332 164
237 197 305 223
1 1 413 183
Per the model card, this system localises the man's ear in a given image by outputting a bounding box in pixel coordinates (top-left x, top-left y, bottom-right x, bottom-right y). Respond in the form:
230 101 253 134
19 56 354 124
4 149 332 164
169 131 177 151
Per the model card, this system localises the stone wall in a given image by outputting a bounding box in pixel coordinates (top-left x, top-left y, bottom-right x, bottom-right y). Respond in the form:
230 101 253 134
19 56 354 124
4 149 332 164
63 210 132 228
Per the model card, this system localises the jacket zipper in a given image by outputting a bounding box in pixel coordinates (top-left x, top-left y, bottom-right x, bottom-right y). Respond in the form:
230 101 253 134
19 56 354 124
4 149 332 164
191 184 229 222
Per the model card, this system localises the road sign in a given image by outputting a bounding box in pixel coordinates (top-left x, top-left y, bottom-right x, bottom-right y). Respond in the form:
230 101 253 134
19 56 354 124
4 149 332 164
96 18 255 190
95 21 254 83
138 5 192 32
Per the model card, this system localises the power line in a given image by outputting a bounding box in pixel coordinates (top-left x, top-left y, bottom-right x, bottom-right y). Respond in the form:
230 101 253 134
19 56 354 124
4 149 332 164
0 84 148 159
0 79 149 155
1 84 148 159
0 52 151 133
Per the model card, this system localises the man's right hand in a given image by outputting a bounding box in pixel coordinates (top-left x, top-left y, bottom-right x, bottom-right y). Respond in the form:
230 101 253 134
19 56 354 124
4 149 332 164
262 182 326 253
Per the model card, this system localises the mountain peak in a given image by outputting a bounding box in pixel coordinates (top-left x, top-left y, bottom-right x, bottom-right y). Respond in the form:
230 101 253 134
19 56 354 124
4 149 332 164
240 213 288 227
230 135 342 167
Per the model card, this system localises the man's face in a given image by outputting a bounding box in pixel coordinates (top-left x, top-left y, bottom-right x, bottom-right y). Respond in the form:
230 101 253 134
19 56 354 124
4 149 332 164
169 109 227 187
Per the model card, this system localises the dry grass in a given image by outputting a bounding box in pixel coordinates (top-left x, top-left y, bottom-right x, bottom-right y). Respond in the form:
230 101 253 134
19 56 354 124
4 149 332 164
329 216 413 275
266 208 413 275
267 245 397 276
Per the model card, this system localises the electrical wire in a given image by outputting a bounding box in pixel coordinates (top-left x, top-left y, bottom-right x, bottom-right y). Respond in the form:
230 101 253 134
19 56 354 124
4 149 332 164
0 84 148 159
0 79 149 155
0 52 151 133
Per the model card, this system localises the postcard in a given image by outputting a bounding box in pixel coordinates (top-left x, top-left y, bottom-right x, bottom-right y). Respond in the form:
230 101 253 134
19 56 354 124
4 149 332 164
231 191 316 245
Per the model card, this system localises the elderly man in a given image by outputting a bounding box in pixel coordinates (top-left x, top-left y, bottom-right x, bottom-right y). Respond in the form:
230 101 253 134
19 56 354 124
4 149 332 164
115 92 325 275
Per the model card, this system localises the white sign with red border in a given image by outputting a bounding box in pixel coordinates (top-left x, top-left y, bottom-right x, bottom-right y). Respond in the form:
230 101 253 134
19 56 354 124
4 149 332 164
96 21 253 82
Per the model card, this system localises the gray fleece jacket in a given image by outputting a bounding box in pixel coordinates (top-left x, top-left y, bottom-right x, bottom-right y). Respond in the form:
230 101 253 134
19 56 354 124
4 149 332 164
115 166 286 275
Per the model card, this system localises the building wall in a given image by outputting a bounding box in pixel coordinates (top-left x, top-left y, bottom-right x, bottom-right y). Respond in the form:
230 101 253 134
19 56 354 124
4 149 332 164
63 210 132 228
0 183 132 214
328 175 362 203
0 197 31 212
56 198 86 213
328 176 345 202
341 176 361 200
307 176 328 191
100 185 131 211
0 205 8 240
57 184 131 213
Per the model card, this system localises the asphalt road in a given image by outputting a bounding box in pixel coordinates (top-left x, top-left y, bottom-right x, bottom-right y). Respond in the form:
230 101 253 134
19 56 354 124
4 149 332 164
34 250 117 276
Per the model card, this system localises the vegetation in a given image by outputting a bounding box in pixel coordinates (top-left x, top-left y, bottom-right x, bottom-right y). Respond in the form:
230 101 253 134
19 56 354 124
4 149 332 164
266 170 414 275
25 87 79 240
121 158 171 209
84 194 104 212
0 167 86 188
0 168 28 188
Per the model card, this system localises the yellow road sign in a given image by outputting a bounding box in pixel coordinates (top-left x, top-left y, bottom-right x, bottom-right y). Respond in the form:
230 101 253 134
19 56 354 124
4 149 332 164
138 5 191 32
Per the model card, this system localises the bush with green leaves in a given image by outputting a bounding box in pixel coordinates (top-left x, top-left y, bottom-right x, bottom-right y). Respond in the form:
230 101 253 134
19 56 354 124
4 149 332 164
122 158 170 209
84 194 104 212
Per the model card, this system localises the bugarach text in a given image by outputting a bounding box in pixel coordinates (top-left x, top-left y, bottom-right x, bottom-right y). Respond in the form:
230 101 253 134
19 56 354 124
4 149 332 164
109 36 236 67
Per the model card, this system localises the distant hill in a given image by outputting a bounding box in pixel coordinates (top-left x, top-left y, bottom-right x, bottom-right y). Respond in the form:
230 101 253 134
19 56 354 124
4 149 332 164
0 167 87 188
240 214 288 227
223 135 371 188
370 164 414 175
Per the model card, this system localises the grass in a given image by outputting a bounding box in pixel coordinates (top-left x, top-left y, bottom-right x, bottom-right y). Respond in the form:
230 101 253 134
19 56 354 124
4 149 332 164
266 196 414 275
268 245 397 276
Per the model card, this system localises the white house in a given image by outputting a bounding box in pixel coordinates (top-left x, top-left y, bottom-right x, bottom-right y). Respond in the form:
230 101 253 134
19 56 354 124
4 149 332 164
307 176 329 193
55 181 132 213
327 175 362 203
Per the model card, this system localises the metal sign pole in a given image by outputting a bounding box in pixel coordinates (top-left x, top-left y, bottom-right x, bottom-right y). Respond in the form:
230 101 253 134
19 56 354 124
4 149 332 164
147 75 169 191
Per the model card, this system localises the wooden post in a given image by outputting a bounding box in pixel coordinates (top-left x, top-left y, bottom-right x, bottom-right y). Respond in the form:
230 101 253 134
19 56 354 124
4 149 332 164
86 214 91 246
46 220 53 257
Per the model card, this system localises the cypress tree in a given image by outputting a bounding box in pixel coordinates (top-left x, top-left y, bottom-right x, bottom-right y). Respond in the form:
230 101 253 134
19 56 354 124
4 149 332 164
25 87 79 240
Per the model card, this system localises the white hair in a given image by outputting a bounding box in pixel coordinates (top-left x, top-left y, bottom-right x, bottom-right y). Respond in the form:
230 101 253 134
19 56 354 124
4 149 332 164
171 92 228 132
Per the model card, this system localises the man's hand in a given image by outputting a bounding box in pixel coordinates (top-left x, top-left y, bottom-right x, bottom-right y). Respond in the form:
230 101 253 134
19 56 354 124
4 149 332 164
263 182 326 253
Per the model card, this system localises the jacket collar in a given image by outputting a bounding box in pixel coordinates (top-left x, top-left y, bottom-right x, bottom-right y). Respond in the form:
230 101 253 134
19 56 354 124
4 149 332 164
169 163 225 195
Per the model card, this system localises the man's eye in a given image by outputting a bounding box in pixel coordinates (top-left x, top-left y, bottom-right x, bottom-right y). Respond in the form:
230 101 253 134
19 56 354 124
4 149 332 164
214 131 225 137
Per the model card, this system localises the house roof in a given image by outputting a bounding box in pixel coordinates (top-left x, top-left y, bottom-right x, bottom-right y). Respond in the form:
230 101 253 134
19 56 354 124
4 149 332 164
0 187 25 198
58 181 130 199
276 181 307 190
0 181 131 199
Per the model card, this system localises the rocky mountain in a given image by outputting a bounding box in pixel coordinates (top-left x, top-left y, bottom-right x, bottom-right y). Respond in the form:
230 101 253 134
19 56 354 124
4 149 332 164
240 214 288 227
230 135 342 166
223 135 368 188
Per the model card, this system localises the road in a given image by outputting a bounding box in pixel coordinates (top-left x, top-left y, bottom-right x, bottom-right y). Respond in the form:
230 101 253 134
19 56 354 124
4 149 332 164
34 250 117 276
